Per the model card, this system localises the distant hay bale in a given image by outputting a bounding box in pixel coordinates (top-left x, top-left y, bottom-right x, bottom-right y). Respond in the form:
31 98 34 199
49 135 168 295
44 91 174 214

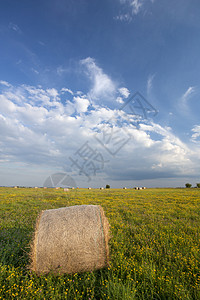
88 187 92 189
134 187 139 190
30 205 110 275
64 188 69 192
123 187 127 189
34 187 38 189
43 187 47 189
72 187 75 189
142 187 146 189
139 187 142 190
55 187 60 190
14 186 18 189
100 187 104 190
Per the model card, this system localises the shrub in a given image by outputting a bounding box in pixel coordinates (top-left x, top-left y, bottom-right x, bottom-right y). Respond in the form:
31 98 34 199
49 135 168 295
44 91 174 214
185 183 192 188
106 184 110 189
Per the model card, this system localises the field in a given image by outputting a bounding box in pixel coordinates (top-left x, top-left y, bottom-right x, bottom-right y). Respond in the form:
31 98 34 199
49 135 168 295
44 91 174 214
0 187 200 299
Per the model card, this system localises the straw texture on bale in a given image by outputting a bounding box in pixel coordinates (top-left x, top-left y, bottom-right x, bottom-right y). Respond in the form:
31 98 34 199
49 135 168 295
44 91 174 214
30 205 110 275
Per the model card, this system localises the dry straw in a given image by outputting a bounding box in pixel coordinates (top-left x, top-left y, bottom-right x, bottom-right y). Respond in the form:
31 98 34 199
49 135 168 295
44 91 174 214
30 205 110 275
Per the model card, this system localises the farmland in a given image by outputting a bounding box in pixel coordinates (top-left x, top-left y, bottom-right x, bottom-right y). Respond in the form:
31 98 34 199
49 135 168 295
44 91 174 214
0 187 200 299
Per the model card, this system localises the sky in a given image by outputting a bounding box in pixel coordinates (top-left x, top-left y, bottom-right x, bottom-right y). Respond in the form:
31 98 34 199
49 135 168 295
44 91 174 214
0 0 200 188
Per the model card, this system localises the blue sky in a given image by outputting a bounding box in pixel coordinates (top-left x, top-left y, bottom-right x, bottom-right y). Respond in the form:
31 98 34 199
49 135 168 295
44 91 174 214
0 0 200 187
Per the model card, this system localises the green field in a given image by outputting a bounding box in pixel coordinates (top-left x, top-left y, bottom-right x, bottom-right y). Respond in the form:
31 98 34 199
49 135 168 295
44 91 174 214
0 187 200 299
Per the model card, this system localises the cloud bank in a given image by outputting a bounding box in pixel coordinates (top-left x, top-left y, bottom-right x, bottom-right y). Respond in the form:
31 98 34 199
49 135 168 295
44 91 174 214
0 61 199 187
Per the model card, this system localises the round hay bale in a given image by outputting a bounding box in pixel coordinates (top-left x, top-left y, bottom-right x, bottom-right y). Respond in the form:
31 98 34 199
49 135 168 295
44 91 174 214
88 187 92 189
30 205 110 275
63 188 69 192
123 187 127 189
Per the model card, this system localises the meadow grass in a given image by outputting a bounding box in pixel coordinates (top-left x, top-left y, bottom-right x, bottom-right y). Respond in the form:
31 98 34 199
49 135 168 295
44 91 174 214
0 187 199 299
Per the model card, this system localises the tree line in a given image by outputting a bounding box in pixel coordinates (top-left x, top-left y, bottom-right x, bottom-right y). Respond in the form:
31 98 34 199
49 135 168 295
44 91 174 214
185 183 200 188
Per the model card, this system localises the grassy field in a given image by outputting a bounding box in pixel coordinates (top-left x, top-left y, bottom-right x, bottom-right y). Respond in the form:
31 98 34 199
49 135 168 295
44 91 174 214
0 187 199 299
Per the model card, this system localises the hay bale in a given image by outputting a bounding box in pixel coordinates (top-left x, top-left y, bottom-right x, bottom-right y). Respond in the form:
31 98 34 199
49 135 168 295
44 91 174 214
100 187 104 190
30 205 110 275
64 188 69 192
88 187 92 189
123 187 127 189
142 187 146 189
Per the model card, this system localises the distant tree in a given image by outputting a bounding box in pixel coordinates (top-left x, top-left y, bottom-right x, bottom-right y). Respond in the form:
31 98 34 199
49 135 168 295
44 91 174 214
106 184 110 189
185 183 192 188
196 183 200 188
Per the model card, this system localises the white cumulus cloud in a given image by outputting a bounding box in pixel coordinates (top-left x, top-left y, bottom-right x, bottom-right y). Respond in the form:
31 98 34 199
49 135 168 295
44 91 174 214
0 80 11 87
80 57 116 102
118 87 130 98
74 96 90 113
191 125 200 143
61 88 74 95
